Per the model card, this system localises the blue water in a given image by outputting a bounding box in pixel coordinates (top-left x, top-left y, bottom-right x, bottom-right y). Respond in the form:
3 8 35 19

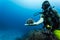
0 0 60 40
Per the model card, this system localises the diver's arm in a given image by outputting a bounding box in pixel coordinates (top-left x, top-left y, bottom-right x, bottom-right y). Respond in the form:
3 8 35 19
33 17 44 25
25 17 44 26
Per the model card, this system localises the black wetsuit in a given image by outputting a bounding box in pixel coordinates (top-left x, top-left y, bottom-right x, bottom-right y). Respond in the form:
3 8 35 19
42 7 60 31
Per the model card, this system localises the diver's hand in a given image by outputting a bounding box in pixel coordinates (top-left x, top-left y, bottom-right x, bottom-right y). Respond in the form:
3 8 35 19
25 23 38 26
25 24 36 26
25 17 44 26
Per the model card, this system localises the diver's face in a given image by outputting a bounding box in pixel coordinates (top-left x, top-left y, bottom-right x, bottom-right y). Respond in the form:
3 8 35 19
42 1 50 10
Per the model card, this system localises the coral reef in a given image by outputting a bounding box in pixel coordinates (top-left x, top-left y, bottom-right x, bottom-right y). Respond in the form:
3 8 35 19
16 29 58 40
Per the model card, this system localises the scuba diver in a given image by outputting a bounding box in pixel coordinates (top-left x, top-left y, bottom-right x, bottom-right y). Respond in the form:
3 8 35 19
25 0 60 31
